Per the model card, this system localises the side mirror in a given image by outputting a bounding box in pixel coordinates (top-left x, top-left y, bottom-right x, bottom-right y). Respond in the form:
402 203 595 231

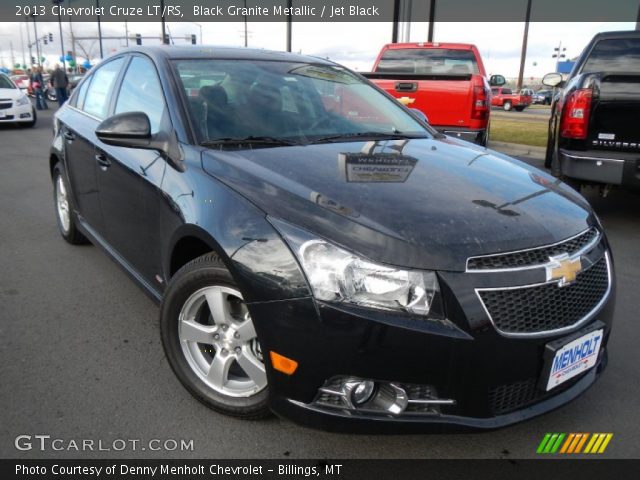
96 111 183 170
489 74 506 87
542 72 565 88
96 111 153 148
409 108 428 124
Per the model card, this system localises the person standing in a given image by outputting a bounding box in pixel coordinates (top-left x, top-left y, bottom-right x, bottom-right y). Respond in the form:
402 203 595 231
30 66 48 111
50 65 69 107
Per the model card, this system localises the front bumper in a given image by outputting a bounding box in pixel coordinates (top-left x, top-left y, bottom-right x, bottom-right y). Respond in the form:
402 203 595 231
0 101 34 123
248 241 615 432
560 149 640 189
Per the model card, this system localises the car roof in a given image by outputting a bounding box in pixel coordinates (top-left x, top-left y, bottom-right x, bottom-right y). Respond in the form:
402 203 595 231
593 30 640 41
115 45 335 65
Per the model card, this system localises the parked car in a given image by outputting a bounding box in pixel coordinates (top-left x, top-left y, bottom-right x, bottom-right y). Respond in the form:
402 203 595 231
491 87 532 111
544 30 640 192
362 42 500 145
534 89 554 105
0 73 36 127
45 73 85 102
520 88 535 97
11 74 30 93
50 46 614 432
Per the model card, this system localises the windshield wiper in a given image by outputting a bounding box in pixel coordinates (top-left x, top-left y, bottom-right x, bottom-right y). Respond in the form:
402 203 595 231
201 136 303 147
308 131 428 144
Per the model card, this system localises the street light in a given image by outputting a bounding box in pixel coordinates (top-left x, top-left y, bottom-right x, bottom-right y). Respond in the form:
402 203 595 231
52 0 66 69
553 42 567 71
191 21 203 44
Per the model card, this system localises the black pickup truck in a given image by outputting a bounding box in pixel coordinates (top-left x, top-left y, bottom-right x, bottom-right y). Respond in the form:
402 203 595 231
544 30 640 193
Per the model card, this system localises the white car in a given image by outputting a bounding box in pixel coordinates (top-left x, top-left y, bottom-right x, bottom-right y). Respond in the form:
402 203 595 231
0 74 36 127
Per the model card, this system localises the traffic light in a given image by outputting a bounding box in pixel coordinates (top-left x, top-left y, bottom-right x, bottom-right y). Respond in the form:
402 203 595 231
31 56 36 64
191 34 197 45
49 33 53 42
43 38 48 45
135 33 142 45
163 33 170 45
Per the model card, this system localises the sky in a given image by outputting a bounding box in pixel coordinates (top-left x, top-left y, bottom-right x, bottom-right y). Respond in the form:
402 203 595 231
0 21 635 79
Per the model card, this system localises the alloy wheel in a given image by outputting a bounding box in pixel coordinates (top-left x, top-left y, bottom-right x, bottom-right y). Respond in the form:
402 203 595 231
178 286 266 398
55 175 71 233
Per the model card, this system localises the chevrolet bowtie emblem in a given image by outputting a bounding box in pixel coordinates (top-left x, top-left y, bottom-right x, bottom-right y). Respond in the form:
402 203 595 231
546 254 582 287
398 96 415 106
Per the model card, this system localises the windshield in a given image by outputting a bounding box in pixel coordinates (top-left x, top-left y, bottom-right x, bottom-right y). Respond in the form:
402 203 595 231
0 75 16 89
173 59 430 145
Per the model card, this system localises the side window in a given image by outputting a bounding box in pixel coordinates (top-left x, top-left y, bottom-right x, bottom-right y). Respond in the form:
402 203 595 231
83 58 125 119
74 76 91 110
115 56 166 134
502 88 512 95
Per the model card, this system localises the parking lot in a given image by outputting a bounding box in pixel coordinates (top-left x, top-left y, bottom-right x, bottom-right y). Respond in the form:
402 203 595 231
1 107 638 459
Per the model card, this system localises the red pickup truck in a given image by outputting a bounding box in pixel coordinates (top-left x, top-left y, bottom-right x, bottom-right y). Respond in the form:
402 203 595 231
490 87 532 111
363 42 503 146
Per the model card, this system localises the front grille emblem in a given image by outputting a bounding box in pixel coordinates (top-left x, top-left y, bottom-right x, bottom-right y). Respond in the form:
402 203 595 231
546 253 582 287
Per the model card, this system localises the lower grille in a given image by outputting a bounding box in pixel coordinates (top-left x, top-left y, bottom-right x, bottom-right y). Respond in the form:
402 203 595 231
478 255 610 335
0 102 12 110
488 378 539 415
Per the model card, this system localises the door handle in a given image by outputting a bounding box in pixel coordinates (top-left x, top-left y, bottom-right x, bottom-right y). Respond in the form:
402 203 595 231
395 82 417 93
63 131 75 141
95 153 111 169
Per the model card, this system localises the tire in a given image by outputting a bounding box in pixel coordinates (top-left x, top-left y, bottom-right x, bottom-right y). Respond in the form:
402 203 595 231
515 106 525 112
23 108 37 128
503 101 512 111
160 253 270 419
52 163 88 244
46 89 57 102
545 98 551 106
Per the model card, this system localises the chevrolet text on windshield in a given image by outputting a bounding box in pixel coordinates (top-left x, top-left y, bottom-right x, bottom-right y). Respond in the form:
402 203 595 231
49 45 615 432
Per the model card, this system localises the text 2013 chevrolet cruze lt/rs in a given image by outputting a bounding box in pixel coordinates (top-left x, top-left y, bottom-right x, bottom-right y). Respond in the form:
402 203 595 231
50 46 615 432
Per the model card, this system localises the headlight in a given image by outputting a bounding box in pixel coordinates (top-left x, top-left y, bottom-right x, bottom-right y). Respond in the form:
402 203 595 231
16 96 30 106
299 239 439 316
270 219 443 317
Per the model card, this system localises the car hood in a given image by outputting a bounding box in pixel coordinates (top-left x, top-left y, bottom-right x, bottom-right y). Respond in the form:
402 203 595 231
0 88 24 100
201 137 595 271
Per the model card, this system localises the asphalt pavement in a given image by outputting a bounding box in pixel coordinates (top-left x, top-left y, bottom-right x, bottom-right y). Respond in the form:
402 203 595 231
1 108 638 459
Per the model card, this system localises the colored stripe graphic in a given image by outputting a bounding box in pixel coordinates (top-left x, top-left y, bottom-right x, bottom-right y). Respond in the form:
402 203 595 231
537 433 613 454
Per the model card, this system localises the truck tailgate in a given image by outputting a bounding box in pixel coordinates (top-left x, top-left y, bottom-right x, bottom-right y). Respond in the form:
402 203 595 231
590 73 640 148
363 73 473 128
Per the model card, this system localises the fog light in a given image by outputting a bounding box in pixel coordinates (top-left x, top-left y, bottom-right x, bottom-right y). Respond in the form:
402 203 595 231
351 380 376 406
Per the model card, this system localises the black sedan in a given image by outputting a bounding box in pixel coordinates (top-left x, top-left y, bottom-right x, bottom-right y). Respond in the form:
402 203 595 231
50 46 615 432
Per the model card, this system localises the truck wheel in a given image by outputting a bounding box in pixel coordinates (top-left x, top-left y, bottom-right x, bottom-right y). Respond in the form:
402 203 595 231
515 106 525 112
503 101 512 111
160 253 270 419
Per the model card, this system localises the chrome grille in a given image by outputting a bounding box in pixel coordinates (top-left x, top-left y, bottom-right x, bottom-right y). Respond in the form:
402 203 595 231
477 255 610 336
467 228 599 270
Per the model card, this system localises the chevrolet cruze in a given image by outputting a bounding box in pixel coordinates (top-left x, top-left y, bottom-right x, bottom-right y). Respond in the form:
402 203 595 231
50 46 615 431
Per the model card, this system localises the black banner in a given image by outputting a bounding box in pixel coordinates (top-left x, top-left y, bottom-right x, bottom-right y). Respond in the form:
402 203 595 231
2 0 640 22
3 459 640 480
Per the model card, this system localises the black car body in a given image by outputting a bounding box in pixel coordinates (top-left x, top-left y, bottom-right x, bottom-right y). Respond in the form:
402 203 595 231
50 46 615 432
544 30 640 191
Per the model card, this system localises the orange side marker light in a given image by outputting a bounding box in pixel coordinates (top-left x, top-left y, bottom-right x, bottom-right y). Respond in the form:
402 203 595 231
270 351 298 375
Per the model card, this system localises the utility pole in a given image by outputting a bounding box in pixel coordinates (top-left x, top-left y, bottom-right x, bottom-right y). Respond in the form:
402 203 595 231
286 0 292 52
53 0 65 69
96 0 104 58
19 23 26 67
32 15 41 66
516 0 532 90
243 0 248 47
427 0 436 42
391 0 400 43
125 21 129 47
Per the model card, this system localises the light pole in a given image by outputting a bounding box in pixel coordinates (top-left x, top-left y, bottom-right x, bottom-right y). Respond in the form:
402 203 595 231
19 21 26 68
553 42 567 71
52 0 65 69
191 22 203 44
